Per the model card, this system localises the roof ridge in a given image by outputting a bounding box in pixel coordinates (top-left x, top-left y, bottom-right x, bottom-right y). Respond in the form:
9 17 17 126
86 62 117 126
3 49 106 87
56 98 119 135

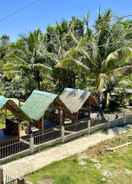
32 90 57 97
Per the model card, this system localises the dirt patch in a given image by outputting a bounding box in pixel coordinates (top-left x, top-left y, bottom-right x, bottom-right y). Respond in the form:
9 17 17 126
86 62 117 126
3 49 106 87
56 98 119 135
85 132 132 157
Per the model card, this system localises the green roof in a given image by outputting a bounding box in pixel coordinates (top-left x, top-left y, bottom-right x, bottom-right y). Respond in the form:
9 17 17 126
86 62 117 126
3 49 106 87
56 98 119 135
21 90 57 121
0 96 9 109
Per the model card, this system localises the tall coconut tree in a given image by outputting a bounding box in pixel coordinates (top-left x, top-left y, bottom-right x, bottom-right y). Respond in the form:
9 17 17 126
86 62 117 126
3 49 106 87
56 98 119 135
56 10 132 94
2 29 53 91
45 17 88 91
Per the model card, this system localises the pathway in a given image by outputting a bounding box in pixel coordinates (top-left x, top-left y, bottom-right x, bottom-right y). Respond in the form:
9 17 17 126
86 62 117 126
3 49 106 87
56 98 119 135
1 130 116 179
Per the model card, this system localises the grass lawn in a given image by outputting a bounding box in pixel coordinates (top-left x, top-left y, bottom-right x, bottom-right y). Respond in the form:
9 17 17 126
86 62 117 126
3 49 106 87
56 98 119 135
26 129 132 184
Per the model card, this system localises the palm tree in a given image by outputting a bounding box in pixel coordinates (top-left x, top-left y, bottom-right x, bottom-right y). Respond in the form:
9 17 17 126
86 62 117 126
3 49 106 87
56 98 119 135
2 29 53 90
56 10 132 94
45 18 87 91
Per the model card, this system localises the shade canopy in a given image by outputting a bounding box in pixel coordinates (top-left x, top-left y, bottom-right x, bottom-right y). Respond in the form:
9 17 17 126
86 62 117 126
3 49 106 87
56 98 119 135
59 88 91 114
21 90 57 122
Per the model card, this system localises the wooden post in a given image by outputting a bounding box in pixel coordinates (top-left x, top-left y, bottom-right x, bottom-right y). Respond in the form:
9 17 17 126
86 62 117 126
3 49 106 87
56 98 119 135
30 134 34 154
75 112 79 122
87 108 91 135
42 116 44 132
88 119 91 135
0 168 4 184
18 99 21 107
4 108 7 123
61 125 65 143
18 124 20 139
123 112 126 125
60 110 65 142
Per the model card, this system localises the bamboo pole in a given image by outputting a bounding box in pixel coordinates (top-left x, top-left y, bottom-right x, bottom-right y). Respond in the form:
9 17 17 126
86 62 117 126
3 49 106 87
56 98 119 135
106 142 132 152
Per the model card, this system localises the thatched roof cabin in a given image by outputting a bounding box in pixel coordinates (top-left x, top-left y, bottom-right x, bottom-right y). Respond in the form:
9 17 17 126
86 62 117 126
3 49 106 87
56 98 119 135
0 96 28 121
59 88 91 113
58 88 97 122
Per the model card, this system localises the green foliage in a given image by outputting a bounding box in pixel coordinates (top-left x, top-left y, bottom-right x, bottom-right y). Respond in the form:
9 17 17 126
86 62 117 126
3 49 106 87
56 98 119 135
56 10 132 95
53 68 76 92
3 77 26 98
0 10 132 99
